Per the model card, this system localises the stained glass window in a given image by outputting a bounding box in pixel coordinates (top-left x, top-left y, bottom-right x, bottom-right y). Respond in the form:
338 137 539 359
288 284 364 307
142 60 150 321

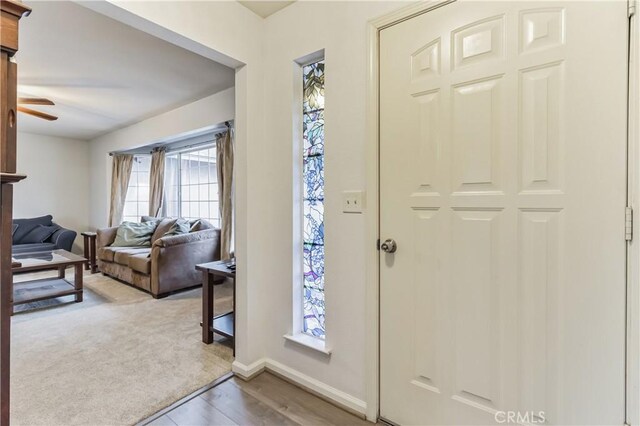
302 60 325 339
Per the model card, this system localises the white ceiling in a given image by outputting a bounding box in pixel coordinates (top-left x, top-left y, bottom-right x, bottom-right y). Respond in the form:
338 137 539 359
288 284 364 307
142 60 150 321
238 1 295 18
16 1 235 141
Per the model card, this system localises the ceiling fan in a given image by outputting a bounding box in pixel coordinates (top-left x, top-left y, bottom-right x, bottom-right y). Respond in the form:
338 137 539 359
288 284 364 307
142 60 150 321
17 97 58 121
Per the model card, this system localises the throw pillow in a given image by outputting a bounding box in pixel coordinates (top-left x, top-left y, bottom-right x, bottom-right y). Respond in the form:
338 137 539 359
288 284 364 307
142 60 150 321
12 215 53 243
11 224 18 236
21 224 60 244
150 218 176 244
190 219 214 232
163 218 190 237
111 221 158 247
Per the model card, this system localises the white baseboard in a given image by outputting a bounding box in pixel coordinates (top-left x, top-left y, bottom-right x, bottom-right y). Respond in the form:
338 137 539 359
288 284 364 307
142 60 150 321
231 358 266 380
232 357 368 418
262 359 367 418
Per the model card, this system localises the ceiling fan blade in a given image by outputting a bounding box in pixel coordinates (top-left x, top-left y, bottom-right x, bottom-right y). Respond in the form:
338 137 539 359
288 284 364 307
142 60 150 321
17 106 58 121
18 97 55 105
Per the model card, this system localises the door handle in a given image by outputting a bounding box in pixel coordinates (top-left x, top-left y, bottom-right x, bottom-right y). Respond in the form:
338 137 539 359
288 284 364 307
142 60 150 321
380 239 397 253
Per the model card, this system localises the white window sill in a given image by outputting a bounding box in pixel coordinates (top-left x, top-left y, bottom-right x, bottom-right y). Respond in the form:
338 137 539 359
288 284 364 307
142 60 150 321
284 333 332 356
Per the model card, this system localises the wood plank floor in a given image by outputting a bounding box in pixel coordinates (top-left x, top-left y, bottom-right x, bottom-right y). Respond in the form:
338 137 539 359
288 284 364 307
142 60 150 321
143 372 373 426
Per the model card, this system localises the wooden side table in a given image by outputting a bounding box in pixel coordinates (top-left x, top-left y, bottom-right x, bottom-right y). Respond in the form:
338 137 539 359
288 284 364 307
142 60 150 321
81 231 98 274
196 260 236 354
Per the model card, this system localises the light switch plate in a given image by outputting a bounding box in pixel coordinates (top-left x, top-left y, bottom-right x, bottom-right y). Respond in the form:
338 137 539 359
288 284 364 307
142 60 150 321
342 191 364 213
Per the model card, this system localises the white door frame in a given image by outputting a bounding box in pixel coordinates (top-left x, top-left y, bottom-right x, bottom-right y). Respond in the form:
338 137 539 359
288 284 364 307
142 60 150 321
626 3 640 425
364 1 640 423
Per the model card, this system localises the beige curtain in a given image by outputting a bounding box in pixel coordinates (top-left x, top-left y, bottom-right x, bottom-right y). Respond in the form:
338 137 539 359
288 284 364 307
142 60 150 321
216 130 234 259
108 154 134 226
149 148 166 217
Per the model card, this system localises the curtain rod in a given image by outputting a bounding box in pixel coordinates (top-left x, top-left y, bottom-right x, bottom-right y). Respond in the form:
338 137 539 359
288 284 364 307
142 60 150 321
109 122 232 157
165 139 215 154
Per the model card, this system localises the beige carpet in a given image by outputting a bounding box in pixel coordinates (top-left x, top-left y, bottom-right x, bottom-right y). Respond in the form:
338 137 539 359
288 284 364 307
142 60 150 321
11 271 234 425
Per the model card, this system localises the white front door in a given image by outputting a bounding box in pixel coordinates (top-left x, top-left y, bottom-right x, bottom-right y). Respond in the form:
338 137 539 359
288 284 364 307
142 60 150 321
379 2 629 424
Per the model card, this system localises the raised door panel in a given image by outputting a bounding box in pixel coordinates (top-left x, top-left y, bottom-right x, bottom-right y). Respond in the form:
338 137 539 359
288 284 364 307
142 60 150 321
518 209 563 423
452 15 505 70
451 76 503 194
519 62 563 194
451 209 502 411
411 208 442 394
411 90 442 195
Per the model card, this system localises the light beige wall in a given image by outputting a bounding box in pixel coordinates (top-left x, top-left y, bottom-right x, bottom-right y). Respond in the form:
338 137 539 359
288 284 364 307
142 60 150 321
88 87 235 229
14 132 90 253
260 0 404 407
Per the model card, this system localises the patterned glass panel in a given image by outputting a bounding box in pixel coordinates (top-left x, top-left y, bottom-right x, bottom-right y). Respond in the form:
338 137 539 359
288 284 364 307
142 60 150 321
303 243 325 338
303 156 324 202
303 111 324 157
303 62 325 113
303 200 324 246
302 60 325 339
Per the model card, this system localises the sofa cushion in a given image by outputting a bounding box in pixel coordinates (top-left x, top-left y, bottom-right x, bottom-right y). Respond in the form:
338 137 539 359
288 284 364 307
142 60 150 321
98 246 146 263
12 243 56 254
114 248 151 266
128 254 151 275
11 224 18 236
12 215 53 244
97 247 114 262
151 218 176 244
111 221 157 247
21 224 60 244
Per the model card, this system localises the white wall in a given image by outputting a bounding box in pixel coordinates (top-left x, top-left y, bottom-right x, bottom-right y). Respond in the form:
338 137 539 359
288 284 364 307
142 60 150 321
260 0 402 408
91 0 409 417
15 132 90 253
88 87 235 229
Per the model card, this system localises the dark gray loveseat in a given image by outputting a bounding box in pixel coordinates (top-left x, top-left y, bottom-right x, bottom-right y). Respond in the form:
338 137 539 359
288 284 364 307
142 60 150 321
12 215 77 254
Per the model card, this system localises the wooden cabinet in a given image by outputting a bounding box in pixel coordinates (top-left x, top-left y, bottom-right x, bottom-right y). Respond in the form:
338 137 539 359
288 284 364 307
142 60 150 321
0 2 30 425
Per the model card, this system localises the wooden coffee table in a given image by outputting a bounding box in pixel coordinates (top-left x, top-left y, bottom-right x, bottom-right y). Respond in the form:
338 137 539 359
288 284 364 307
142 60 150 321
11 249 87 313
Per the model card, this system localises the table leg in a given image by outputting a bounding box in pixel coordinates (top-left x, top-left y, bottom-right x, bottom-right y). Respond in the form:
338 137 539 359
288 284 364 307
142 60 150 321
89 236 97 274
74 263 83 303
232 276 236 356
83 235 89 270
57 266 65 279
202 271 214 344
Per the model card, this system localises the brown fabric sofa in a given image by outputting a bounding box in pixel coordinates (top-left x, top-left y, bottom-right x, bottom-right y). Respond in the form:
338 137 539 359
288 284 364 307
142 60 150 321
96 218 221 298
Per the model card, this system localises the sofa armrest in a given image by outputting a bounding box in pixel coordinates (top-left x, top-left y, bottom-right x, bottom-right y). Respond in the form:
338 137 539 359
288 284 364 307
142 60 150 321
48 228 77 252
97 227 118 249
150 229 221 295
153 229 220 248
